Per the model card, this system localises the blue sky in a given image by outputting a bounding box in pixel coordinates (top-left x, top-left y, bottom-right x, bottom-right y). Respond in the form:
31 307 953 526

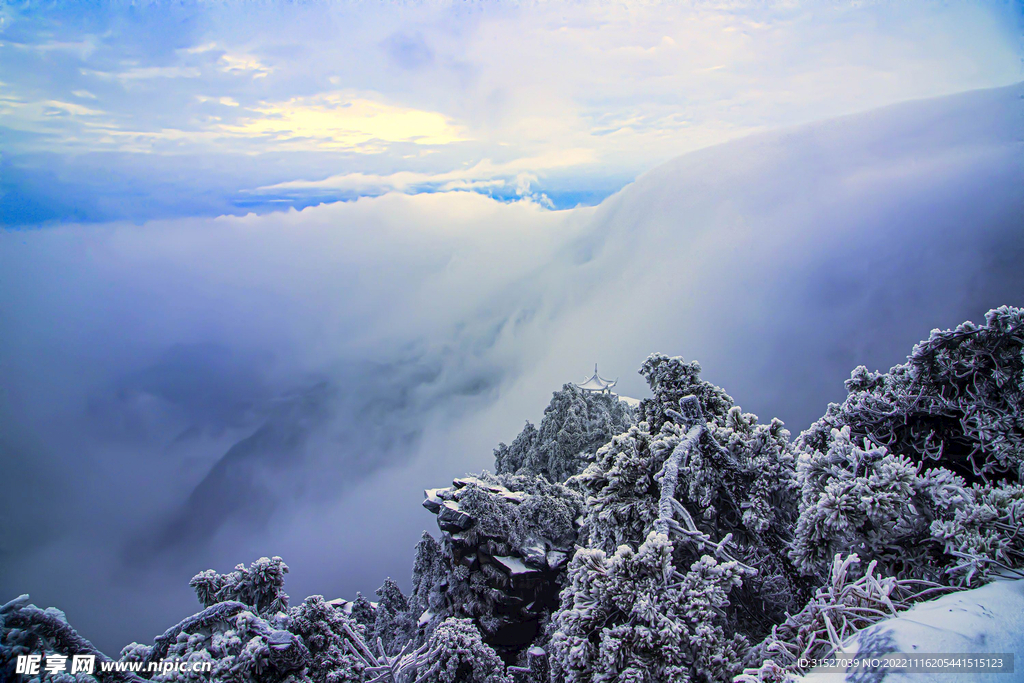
2 0 1021 225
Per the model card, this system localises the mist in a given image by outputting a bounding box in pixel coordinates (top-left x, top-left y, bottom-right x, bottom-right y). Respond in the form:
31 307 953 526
1 82 1022 654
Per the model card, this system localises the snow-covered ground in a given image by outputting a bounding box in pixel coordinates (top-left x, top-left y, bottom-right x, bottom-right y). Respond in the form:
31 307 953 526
801 580 1024 683
616 394 642 408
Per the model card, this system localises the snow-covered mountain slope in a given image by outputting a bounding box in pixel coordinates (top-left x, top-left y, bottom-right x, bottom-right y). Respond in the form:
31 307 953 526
802 579 1024 683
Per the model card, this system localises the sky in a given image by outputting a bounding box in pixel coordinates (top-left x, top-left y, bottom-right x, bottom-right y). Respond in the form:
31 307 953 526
1 0 1023 657
1 0 1021 223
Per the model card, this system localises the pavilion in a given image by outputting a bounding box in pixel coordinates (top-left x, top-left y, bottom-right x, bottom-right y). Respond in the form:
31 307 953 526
576 364 618 394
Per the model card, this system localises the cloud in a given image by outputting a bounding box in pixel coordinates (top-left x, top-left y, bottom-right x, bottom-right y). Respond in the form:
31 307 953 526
217 91 469 151
95 66 204 81
217 52 272 78
254 148 597 196
7 37 98 59
179 42 272 77
41 99 104 116
197 95 240 107
0 187 574 648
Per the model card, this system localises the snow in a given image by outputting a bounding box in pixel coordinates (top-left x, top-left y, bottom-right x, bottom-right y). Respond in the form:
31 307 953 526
491 555 541 576
546 549 569 569
327 598 378 615
800 579 1024 682
498 490 528 504
422 487 445 513
453 476 505 493
617 395 642 408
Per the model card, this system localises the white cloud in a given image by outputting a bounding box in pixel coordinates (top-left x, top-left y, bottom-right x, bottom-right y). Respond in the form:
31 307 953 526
82 65 204 81
256 148 597 194
220 91 469 150
217 52 272 78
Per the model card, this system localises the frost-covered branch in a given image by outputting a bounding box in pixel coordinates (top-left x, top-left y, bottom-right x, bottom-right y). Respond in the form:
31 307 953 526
744 553 955 678
655 422 704 536
143 600 248 667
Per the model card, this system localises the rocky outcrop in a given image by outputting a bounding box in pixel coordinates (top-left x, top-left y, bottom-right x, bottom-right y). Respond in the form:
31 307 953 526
413 474 582 661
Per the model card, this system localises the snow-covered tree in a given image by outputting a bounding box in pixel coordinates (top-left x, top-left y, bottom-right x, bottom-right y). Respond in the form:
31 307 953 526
549 532 750 683
799 305 1024 484
287 595 368 683
549 355 804 682
929 480 1024 585
791 307 1024 584
350 593 376 630
572 356 804 628
418 618 510 683
637 355 733 434
373 579 416 656
410 532 448 631
495 383 635 483
189 556 290 616
790 426 958 579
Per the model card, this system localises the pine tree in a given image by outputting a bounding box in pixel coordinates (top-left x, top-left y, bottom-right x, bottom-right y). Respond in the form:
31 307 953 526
373 579 415 655
419 618 510 683
495 383 635 482
549 354 804 682
791 306 1024 584
189 556 290 616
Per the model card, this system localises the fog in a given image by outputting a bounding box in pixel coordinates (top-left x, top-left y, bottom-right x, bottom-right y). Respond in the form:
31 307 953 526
1 83 1022 654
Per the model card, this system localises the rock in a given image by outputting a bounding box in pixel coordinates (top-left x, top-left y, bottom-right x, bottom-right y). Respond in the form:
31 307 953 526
423 488 446 513
267 630 294 649
452 476 528 504
492 555 543 577
418 472 582 662
519 541 548 569
454 476 506 493
438 500 474 532
546 550 569 570
448 531 474 549
498 490 529 504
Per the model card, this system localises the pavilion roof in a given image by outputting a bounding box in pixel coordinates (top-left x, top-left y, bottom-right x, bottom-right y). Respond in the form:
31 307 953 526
576 364 618 391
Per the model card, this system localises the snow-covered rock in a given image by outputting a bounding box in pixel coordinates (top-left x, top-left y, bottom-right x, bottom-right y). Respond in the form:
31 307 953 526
422 487 446 513
413 473 582 660
491 555 542 577
437 500 474 532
